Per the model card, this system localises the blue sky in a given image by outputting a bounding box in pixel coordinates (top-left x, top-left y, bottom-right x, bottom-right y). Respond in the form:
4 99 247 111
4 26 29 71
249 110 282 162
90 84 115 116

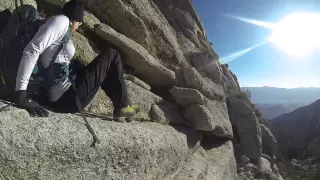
193 0 320 88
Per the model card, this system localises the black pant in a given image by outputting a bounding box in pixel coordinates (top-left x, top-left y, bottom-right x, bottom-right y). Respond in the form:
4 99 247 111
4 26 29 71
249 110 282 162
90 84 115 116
50 49 130 113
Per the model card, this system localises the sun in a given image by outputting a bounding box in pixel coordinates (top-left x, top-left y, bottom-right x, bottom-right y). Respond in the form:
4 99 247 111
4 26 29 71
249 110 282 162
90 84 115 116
267 12 320 58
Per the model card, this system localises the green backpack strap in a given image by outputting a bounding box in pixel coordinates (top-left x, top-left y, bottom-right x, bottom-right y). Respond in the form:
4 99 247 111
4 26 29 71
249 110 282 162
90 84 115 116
31 27 71 88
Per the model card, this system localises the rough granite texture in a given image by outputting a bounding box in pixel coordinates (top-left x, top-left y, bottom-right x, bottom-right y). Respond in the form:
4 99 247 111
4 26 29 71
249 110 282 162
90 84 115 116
0 102 239 180
150 103 186 125
183 100 233 139
176 67 225 101
0 0 37 11
228 98 262 160
85 0 189 69
190 52 222 85
172 141 237 180
72 31 99 65
236 158 283 180
0 102 203 180
124 74 151 91
169 86 206 106
0 0 273 179
85 80 162 120
95 23 176 88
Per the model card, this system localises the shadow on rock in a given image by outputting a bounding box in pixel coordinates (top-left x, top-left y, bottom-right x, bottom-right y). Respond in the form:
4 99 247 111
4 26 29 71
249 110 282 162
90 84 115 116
171 124 202 149
200 133 229 150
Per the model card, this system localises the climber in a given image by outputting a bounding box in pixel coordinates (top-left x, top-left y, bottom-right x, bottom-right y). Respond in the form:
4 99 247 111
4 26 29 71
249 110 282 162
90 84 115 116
11 0 139 121
260 124 278 169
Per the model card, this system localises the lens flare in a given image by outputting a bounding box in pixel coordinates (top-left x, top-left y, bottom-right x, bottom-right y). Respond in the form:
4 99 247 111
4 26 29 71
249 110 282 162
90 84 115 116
225 14 275 29
217 13 274 62
267 12 320 58
224 12 320 58
220 42 266 63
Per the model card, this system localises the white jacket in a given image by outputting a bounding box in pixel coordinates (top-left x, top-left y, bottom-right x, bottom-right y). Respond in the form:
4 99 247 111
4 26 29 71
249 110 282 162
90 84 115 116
16 14 75 102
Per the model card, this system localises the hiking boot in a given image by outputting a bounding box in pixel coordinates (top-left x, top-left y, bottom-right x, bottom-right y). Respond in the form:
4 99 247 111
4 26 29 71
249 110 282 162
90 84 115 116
113 105 139 122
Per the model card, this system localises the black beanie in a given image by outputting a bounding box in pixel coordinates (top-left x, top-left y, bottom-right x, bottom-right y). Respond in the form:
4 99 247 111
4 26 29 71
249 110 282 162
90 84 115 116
62 0 84 22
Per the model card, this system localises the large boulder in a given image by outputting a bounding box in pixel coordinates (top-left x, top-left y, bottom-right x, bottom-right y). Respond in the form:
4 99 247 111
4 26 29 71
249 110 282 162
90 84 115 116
173 141 237 180
175 67 225 101
154 0 206 37
183 104 215 131
0 101 237 180
85 79 162 120
95 23 176 88
124 74 151 91
205 141 237 179
190 52 222 85
85 0 188 69
149 101 186 125
152 0 212 50
86 0 149 46
183 100 233 139
205 100 233 138
82 11 101 31
72 31 99 65
170 68 232 139
228 98 262 160
260 124 278 158
125 80 162 120
0 0 37 11
169 86 206 106
0 102 204 180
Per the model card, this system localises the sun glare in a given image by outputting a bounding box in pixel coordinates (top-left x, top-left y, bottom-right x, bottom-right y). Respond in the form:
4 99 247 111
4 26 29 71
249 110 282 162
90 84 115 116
226 12 320 59
267 12 320 58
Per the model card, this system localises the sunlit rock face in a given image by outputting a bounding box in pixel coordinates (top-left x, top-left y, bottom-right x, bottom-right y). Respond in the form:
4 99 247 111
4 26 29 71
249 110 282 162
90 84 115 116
0 0 266 179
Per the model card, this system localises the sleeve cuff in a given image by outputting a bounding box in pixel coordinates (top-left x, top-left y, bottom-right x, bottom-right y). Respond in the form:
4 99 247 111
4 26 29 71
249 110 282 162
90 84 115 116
15 82 28 91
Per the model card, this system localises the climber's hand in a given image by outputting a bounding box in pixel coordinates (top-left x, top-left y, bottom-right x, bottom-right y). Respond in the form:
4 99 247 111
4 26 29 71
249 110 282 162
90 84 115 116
15 90 49 117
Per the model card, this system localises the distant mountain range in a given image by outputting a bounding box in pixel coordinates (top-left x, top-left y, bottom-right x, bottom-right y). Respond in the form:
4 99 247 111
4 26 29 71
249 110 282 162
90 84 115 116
254 103 301 120
241 87 320 119
242 87 320 105
269 99 320 159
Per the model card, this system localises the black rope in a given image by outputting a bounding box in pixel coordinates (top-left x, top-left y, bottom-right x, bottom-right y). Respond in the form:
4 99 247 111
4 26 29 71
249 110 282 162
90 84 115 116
0 99 14 111
0 104 10 111
0 97 102 147
78 112 114 121
71 83 101 147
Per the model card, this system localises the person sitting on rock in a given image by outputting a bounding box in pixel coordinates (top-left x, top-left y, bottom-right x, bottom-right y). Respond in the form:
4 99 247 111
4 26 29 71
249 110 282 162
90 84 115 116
14 0 139 121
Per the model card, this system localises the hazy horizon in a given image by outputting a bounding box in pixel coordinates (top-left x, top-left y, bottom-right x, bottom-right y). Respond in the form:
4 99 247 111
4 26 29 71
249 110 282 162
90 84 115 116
242 86 320 105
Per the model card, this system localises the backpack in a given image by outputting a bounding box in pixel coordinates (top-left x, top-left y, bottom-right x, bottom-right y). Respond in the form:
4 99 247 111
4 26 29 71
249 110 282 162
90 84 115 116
0 1 70 102
0 9 11 34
